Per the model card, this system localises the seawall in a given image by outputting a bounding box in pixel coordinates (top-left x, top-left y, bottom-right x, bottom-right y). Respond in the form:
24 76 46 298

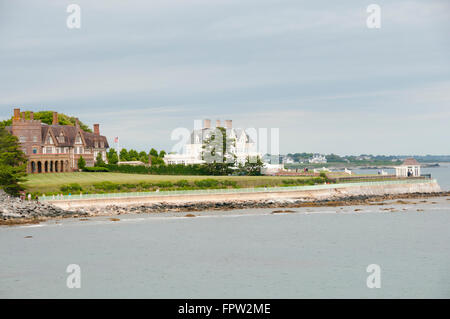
48 179 442 210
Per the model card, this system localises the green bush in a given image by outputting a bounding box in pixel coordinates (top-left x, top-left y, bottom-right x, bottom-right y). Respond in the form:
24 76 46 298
174 179 190 187
83 166 109 172
60 183 83 193
93 181 121 191
155 181 173 188
194 179 220 188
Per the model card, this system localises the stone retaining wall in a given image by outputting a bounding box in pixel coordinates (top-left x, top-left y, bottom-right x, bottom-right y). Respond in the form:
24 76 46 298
49 180 441 209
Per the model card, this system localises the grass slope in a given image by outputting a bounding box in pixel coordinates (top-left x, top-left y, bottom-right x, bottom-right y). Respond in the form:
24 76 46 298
22 172 311 194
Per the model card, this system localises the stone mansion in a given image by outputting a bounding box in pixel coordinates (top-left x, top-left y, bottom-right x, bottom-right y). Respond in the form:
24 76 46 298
5 108 109 173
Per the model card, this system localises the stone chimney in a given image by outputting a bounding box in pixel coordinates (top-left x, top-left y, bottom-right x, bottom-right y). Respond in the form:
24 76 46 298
14 108 20 120
203 119 211 129
30 111 34 120
52 112 58 125
75 118 80 128
224 120 232 129
21 111 25 120
93 124 100 135
216 120 221 127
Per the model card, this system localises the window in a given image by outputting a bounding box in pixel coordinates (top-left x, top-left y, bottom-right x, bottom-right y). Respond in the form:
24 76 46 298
94 141 98 148
46 135 53 144
32 148 37 154
46 147 52 154
19 136 26 142
32 136 38 142
57 136 65 143
22 148 27 154
100 141 104 148
75 135 82 144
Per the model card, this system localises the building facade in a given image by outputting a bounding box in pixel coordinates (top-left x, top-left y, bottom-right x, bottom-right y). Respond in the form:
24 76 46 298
164 119 261 166
395 158 421 177
6 108 109 173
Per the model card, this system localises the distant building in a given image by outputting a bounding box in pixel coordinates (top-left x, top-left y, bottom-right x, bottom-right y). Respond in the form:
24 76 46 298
308 154 327 164
261 163 285 175
163 119 261 166
118 161 148 166
283 156 295 164
395 158 421 177
5 108 109 173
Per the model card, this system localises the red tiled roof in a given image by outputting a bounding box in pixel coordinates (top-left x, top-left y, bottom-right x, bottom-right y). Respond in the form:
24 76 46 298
402 158 420 166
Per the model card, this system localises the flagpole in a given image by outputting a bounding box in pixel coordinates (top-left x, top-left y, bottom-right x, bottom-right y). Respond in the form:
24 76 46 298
116 137 120 162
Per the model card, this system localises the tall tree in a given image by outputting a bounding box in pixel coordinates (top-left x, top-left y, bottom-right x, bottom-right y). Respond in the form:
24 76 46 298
0 127 27 195
77 156 86 170
201 127 236 175
95 152 105 167
119 149 129 161
149 148 158 157
106 148 119 164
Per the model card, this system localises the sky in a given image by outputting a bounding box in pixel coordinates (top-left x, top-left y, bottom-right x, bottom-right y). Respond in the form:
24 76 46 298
0 0 449 155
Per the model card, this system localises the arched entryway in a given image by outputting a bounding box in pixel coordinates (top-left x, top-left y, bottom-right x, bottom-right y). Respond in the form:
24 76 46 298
38 161 42 173
44 161 48 173
55 161 58 172
31 161 36 173
60 160 64 172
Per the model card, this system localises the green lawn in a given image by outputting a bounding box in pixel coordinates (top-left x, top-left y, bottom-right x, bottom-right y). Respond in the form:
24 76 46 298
22 172 311 194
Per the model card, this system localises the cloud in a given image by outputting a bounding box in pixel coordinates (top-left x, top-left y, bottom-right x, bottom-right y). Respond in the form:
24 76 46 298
0 0 449 154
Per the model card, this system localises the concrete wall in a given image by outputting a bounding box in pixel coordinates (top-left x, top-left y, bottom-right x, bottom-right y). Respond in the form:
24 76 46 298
49 180 442 210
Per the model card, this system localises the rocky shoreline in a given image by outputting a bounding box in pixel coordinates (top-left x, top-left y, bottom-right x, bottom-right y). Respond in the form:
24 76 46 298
2 189 449 226
0 190 87 225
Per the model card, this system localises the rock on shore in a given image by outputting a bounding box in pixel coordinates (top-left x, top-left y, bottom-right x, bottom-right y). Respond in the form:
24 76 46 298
82 191 450 217
0 190 86 222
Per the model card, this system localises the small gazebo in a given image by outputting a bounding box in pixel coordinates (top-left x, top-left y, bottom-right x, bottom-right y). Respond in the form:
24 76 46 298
395 158 421 177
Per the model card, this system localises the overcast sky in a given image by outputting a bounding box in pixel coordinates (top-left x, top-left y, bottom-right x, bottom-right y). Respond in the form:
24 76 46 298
0 0 449 155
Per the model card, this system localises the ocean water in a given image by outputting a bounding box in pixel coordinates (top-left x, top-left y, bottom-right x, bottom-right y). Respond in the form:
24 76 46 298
1 197 449 298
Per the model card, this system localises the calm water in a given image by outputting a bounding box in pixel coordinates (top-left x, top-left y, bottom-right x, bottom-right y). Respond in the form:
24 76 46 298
1 197 449 298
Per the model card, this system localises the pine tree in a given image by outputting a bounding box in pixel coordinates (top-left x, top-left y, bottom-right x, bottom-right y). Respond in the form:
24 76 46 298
0 127 27 195
77 156 86 170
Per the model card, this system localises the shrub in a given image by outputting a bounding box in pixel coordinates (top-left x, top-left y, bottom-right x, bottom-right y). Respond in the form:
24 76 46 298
174 179 190 187
194 179 220 188
93 181 120 191
77 156 86 170
60 183 83 193
83 166 109 172
155 181 173 188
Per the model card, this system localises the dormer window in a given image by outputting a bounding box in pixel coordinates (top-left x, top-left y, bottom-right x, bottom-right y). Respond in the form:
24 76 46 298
57 133 65 143
46 135 53 144
75 135 82 144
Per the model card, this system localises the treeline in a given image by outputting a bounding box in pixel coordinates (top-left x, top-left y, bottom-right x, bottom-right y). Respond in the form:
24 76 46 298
104 148 166 166
97 147 264 176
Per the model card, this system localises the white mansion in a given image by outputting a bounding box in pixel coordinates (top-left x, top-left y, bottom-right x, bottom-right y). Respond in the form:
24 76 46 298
164 119 261 166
